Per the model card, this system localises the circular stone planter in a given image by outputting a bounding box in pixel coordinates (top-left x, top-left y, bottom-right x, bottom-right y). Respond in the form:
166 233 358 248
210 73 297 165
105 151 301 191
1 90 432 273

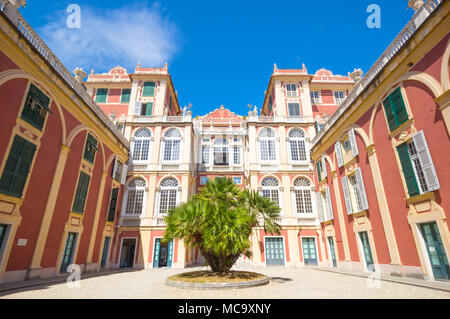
166 271 270 290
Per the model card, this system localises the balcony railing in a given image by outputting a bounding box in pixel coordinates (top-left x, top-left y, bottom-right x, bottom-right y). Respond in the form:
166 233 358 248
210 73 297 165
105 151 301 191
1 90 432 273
311 0 443 147
247 115 314 123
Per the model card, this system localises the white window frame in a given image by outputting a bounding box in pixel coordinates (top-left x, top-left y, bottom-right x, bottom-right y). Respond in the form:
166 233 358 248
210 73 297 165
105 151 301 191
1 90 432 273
334 91 345 104
155 178 180 216
131 128 152 163
291 177 314 215
258 128 278 163
288 129 309 163
122 178 147 217
286 83 298 97
161 128 182 163
310 91 321 104
261 177 283 215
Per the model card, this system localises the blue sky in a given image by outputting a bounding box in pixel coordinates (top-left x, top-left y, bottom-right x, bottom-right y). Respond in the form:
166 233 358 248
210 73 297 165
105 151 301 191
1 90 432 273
20 1 414 116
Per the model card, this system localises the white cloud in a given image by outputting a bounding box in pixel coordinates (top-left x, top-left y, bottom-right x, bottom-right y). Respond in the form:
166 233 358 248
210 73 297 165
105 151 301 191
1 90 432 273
39 3 179 73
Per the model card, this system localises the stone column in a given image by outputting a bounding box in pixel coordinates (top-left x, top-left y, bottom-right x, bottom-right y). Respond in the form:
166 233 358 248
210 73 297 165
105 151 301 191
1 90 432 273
27 144 71 280
366 144 401 265
330 170 351 261
85 171 109 272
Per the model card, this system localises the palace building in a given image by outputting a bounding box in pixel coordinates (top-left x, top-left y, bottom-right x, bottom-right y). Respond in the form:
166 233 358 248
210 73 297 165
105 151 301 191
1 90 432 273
0 0 448 284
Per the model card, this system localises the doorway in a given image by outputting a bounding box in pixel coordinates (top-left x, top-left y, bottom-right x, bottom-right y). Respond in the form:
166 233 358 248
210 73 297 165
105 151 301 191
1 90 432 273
60 232 77 273
359 231 374 272
153 238 174 268
265 237 285 266
100 236 111 269
302 237 318 265
327 236 337 267
419 222 449 280
119 238 136 268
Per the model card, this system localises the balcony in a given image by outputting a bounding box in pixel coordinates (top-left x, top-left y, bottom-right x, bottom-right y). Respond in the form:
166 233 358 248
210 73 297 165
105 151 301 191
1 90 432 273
257 216 319 227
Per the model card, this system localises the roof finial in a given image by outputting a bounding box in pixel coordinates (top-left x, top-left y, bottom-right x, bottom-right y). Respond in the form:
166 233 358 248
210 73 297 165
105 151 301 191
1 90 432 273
273 63 278 72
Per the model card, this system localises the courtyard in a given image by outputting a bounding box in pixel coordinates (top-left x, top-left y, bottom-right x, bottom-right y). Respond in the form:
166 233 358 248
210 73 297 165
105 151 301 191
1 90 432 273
0 265 449 299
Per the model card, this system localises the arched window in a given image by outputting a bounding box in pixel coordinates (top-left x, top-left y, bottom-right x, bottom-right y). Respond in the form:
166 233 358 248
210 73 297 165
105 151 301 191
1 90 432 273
163 128 181 161
125 178 146 216
292 177 313 214
132 128 152 161
213 137 229 166
261 177 280 205
289 129 308 162
259 128 277 161
158 177 179 215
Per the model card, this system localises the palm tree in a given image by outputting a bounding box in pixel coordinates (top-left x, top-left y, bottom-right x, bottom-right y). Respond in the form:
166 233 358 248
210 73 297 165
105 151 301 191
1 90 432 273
163 177 281 274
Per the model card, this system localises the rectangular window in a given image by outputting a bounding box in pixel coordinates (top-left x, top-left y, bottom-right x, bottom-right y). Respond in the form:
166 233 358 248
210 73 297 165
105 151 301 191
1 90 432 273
334 91 345 104
121 89 131 103
288 103 301 117
343 138 352 152
125 189 144 215
382 87 409 131
140 102 153 116
0 135 36 197
233 136 239 143
164 140 180 161
200 177 209 185
260 140 276 161
202 146 210 165
83 134 98 164
233 146 240 165
310 91 320 104
233 177 241 185
159 189 177 215
286 84 297 97
295 190 313 214
142 82 156 97
72 171 91 214
262 189 279 205
107 188 119 222
214 147 229 166
21 83 51 130
95 88 108 103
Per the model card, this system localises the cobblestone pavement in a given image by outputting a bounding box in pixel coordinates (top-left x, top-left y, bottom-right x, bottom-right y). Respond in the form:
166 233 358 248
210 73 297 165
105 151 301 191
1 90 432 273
1 265 449 299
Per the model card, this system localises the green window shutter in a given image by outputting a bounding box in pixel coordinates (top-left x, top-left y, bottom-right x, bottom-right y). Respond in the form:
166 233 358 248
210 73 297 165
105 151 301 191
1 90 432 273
316 162 322 181
143 82 155 97
0 135 36 197
21 84 50 130
107 188 119 222
121 89 131 103
390 87 408 126
83 134 98 163
382 96 397 131
95 89 108 103
397 143 420 197
314 121 319 134
72 172 90 213
145 102 153 116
